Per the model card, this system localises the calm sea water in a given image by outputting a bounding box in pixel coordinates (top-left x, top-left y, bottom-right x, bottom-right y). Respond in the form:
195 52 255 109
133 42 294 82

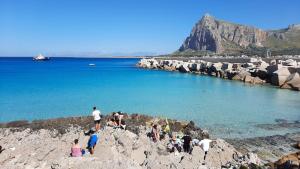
1 57 300 138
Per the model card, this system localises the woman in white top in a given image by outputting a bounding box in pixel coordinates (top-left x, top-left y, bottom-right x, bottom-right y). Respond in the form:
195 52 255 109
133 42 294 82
92 106 101 131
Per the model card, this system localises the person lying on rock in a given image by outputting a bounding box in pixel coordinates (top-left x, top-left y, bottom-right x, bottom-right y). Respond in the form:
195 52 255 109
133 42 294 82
181 131 193 154
87 129 98 155
151 124 161 142
71 139 85 157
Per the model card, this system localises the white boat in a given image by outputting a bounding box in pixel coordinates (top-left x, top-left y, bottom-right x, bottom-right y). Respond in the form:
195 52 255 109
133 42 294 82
89 63 96 66
33 54 50 61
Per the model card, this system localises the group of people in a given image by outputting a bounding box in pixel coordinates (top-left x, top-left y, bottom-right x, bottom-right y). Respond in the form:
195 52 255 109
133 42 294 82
106 112 126 129
71 107 101 157
70 107 127 157
71 106 213 162
150 122 213 162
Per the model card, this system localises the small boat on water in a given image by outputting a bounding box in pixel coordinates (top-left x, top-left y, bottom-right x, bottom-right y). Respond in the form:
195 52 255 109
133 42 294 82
89 63 96 66
33 54 50 61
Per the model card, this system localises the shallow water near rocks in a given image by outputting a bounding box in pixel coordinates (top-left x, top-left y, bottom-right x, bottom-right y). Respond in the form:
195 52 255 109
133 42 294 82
1 57 300 138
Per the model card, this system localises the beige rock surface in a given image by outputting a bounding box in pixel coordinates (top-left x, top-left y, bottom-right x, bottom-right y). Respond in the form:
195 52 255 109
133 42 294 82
0 126 260 169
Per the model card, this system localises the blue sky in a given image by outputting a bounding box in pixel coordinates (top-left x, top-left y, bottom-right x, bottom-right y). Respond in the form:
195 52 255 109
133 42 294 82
0 0 299 57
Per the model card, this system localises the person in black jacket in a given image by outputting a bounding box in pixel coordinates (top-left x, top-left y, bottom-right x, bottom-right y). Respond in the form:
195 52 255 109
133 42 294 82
182 131 192 154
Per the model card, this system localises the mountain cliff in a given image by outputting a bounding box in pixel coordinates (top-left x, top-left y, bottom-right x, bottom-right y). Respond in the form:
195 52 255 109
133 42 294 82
178 14 300 56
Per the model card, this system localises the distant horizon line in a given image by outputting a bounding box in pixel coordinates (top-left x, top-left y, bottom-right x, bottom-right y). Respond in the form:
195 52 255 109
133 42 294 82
0 55 157 58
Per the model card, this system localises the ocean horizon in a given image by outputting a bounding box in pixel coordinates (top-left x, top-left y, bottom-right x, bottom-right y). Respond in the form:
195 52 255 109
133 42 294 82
1 57 300 138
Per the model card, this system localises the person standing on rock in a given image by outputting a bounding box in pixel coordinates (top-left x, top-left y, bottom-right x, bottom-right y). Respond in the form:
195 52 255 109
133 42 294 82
92 106 101 131
151 124 160 142
182 131 192 154
199 136 212 161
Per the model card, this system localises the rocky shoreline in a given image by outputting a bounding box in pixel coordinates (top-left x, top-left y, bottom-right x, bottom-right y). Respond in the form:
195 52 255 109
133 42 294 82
137 57 300 91
0 114 299 169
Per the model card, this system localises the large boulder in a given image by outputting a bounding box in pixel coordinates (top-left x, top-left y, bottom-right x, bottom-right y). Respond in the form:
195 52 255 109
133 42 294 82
189 63 201 71
232 70 251 81
244 75 264 84
163 65 176 71
221 62 233 72
273 152 300 169
243 62 255 68
213 62 223 71
266 64 283 75
271 67 291 87
244 75 254 83
250 58 259 63
259 60 269 69
283 59 297 67
232 63 242 71
286 73 300 91
256 68 268 80
270 59 277 65
200 62 208 71
179 64 190 73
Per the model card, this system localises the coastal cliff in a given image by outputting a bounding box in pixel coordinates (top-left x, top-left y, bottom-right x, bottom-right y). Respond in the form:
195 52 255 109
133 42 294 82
178 14 300 55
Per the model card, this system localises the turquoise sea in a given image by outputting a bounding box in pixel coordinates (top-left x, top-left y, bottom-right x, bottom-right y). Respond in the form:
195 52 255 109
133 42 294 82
0 57 300 138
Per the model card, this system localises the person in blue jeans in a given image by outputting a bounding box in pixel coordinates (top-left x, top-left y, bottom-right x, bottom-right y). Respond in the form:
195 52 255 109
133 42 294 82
87 130 98 155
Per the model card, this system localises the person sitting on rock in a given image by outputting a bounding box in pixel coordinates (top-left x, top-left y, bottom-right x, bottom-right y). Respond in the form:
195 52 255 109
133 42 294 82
71 139 85 157
151 124 160 142
106 118 117 127
167 134 182 153
87 129 98 155
181 131 193 154
113 111 124 126
120 119 126 130
199 136 212 161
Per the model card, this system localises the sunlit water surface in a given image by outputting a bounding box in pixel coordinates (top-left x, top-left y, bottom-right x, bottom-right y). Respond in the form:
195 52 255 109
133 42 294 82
1 57 299 138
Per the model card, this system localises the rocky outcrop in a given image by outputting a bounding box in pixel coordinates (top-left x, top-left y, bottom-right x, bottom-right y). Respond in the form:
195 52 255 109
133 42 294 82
137 58 300 91
178 14 300 55
0 115 261 169
272 152 300 169
179 14 267 54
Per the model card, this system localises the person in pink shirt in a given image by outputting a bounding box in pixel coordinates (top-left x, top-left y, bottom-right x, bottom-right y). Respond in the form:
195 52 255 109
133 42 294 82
71 139 84 157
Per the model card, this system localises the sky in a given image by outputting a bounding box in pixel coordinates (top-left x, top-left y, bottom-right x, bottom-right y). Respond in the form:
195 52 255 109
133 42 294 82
0 0 299 57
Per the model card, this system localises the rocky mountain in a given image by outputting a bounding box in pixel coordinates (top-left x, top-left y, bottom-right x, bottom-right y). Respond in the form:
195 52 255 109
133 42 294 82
178 14 300 56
